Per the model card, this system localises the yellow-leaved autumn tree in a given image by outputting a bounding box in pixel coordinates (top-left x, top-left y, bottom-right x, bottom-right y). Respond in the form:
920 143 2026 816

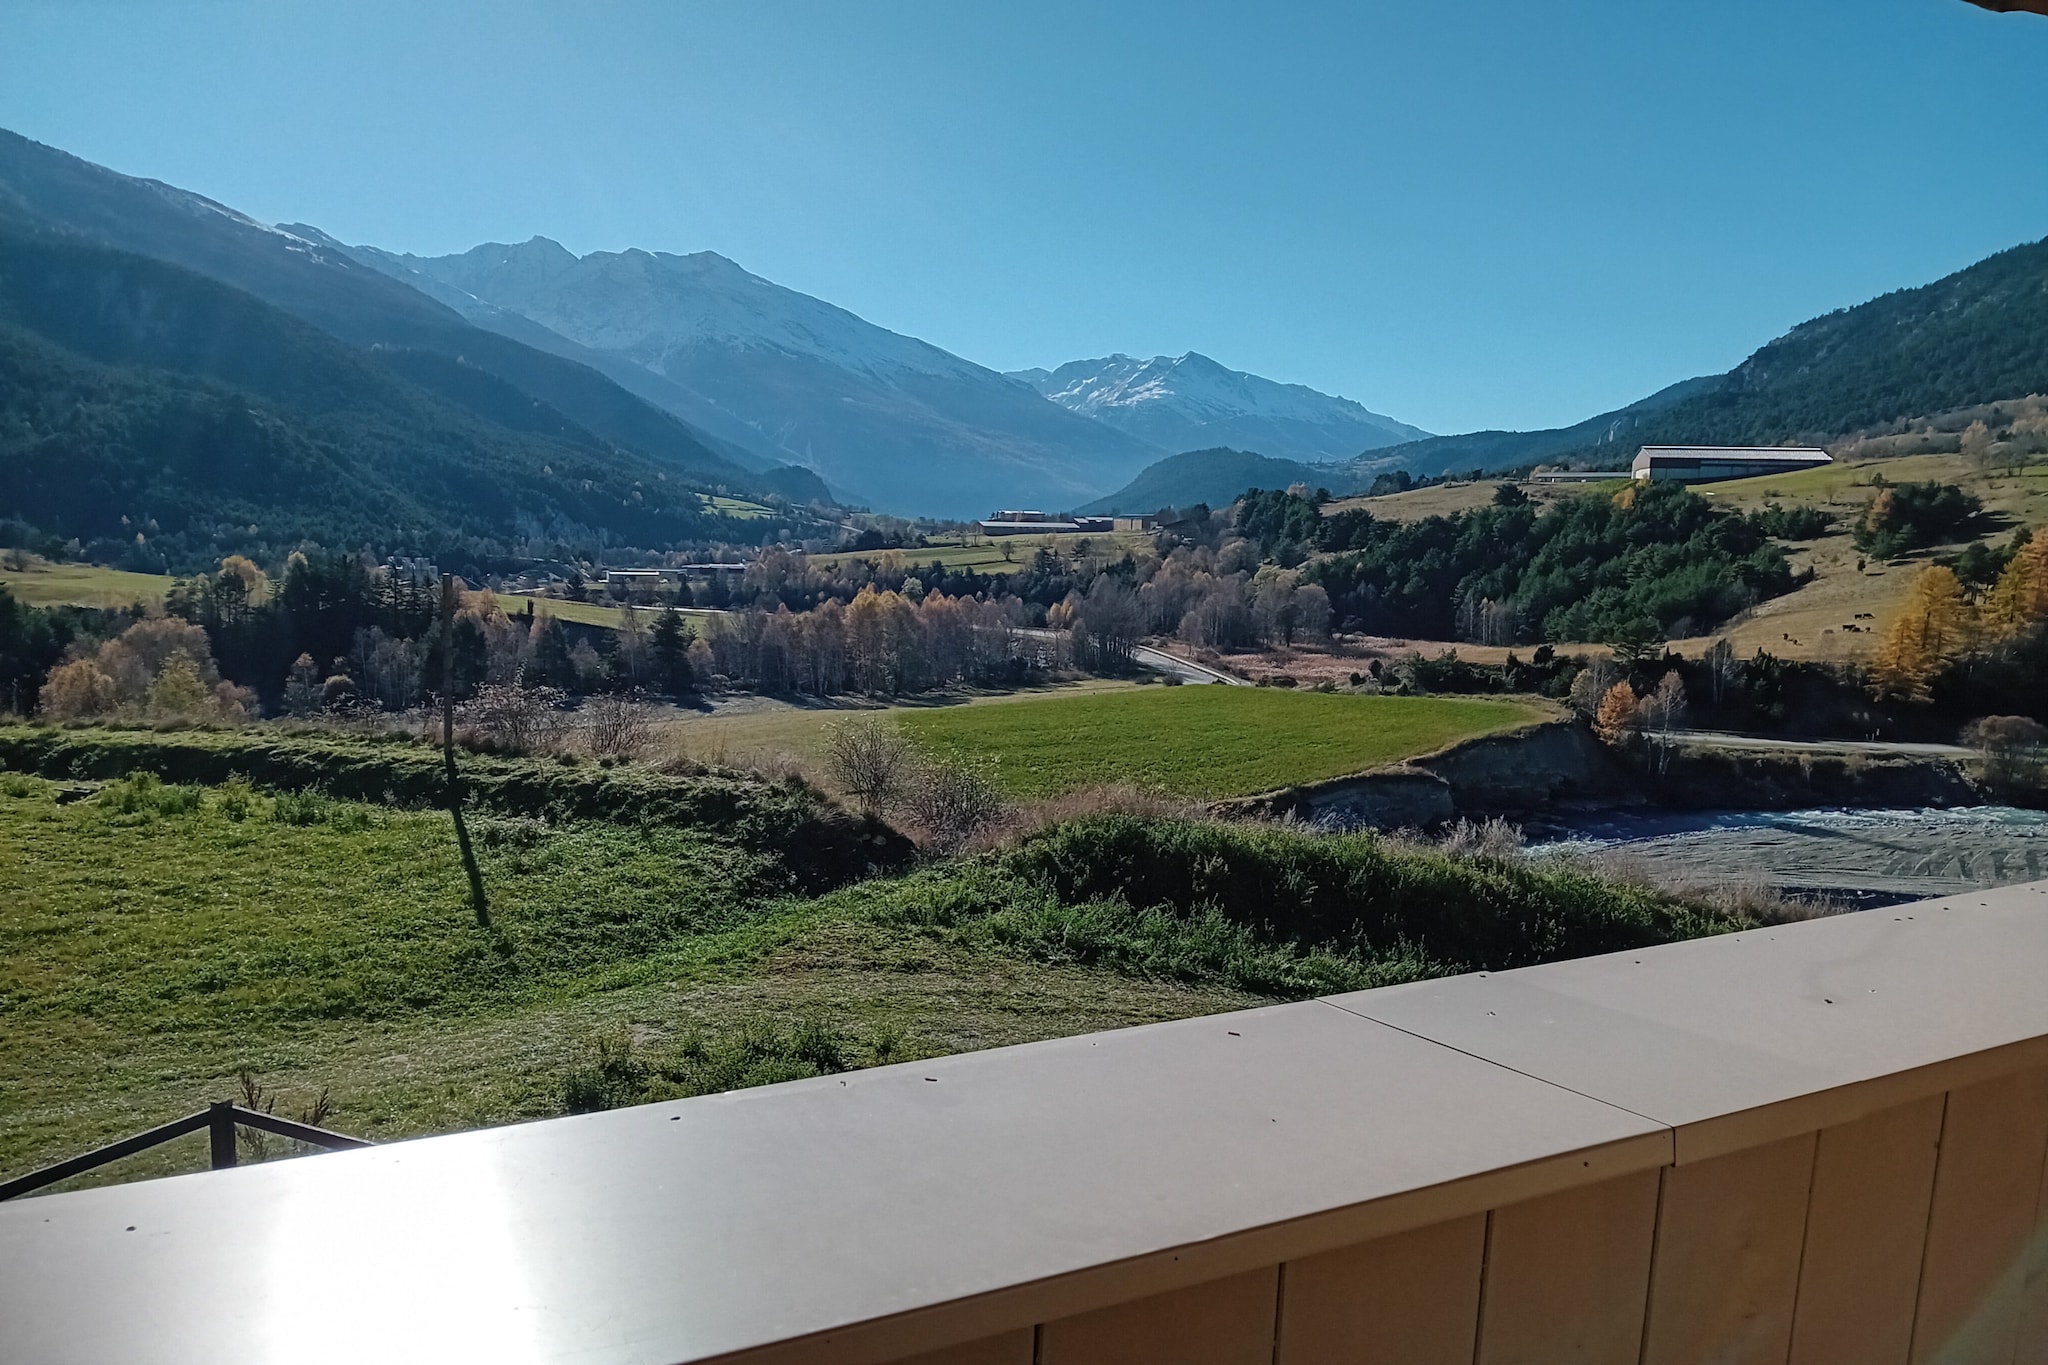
1870 565 1973 703
1982 534 2048 635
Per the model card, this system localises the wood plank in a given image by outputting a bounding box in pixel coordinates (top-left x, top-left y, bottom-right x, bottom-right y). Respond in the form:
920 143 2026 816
1910 1067 2048 1365
1475 1169 1660 1365
1275 1214 1484 1364
2015 1115 2048 1365
886 1331 1034 1365
1038 1268 1278 1365
1640 1132 1816 1365
1787 1094 1944 1365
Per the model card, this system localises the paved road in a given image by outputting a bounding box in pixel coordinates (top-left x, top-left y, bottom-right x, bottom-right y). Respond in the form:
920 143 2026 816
1670 729 1972 759
1129 644 1249 686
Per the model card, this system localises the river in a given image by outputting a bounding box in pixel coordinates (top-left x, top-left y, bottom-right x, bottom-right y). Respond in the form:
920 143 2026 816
1526 805 2048 909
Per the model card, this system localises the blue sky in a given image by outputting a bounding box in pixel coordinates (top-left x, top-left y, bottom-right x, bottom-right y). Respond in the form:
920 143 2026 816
5 0 2046 435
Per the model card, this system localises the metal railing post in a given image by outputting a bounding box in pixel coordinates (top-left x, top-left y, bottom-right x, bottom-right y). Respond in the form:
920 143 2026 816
208 1101 237 1171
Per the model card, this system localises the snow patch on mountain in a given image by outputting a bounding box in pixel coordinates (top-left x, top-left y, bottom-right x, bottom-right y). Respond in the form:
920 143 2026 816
1014 352 1428 459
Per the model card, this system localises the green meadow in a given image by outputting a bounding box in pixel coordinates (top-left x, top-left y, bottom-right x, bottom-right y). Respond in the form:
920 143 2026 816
900 686 1544 799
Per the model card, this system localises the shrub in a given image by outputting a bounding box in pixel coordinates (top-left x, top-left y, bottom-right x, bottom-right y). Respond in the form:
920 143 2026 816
584 692 657 761
822 715 913 811
463 681 569 754
897 756 1005 851
97 771 162 814
217 775 256 822
153 783 203 816
996 815 1741 973
271 789 330 826
1962 715 2048 792
0 772 44 799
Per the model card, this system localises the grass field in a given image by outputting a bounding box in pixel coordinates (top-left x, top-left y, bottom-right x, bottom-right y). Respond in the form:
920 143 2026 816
699 494 773 520
1323 480 1592 523
0 735 1733 1192
0 562 172 610
496 592 720 629
900 687 1543 799
809 530 1152 573
0 774 1260 1189
654 680 1142 775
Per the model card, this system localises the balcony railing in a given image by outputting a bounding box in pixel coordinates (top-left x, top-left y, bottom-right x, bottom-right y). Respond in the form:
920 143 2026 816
1 879 2044 1364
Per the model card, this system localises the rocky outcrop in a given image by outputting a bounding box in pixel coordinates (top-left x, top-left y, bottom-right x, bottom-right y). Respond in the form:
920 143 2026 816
1219 716 2008 831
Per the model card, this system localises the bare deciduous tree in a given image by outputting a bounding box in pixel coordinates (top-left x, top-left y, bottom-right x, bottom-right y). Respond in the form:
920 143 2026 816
463 679 569 754
897 756 1005 851
822 715 913 811
584 691 658 761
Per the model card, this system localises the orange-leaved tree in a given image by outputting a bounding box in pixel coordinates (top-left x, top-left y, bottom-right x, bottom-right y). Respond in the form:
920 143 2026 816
1870 564 1973 703
1592 681 1641 746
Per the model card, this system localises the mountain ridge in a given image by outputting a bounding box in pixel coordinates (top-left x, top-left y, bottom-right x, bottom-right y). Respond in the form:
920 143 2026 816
0 228 799 569
1015 351 1427 463
0 127 830 507
345 236 1166 516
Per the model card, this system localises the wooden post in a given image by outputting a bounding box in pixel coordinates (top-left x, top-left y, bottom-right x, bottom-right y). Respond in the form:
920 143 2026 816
207 1101 237 1171
441 574 490 930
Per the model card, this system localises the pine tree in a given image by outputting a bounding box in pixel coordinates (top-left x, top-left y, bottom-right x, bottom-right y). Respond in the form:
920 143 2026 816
651 605 694 695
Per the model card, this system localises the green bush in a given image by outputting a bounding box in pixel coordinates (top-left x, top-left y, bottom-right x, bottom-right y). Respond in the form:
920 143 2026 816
271 790 330 826
216 776 256 822
562 1018 865 1113
0 772 43 799
996 815 1740 973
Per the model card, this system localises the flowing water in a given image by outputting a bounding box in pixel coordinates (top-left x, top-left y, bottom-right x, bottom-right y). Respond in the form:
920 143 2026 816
1526 806 2048 909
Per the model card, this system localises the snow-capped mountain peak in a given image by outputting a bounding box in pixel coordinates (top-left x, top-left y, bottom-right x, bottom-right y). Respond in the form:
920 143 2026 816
1013 352 1427 460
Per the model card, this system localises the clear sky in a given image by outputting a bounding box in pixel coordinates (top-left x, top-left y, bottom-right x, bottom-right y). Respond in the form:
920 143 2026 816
5 0 2046 435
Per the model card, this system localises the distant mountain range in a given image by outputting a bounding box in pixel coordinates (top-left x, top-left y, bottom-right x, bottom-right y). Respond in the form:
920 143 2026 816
338 238 1167 516
3 124 2044 537
1012 352 1426 464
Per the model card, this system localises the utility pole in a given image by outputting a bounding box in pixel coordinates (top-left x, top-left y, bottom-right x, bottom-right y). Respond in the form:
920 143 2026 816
441 573 490 929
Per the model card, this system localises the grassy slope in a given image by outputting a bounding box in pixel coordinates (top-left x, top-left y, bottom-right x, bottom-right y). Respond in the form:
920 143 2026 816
809 530 1152 574
0 743 1738 1192
900 688 1542 799
0 777 1262 1188
1322 480 1593 522
0 562 170 610
1672 454 2048 662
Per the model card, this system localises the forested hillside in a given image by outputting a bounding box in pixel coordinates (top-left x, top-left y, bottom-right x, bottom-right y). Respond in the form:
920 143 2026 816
0 231 816 571
1079 447 1361 514
0 128 827 507
1361 235 2048 477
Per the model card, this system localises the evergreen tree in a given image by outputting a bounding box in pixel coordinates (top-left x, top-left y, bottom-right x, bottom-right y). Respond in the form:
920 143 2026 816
651 606 695 695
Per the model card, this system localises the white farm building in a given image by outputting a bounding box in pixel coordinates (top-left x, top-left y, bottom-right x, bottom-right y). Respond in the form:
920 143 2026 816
1630 446 1832 483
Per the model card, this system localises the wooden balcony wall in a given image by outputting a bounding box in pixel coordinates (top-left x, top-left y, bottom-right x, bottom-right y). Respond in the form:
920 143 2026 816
3 882 2046 1365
